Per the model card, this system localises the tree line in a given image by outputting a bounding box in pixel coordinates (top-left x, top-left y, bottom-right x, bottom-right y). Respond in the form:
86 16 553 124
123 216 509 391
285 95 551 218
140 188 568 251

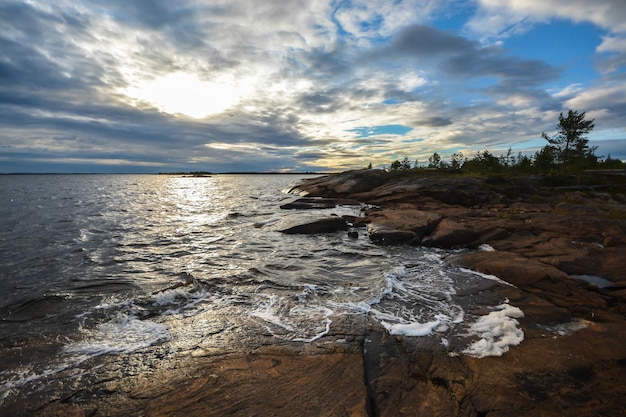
380 110 624 175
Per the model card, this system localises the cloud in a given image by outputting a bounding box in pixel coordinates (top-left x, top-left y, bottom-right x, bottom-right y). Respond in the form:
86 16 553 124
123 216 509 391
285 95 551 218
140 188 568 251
375 23 560 96
0 0 623 173
467 0 626 40
565 84 626 126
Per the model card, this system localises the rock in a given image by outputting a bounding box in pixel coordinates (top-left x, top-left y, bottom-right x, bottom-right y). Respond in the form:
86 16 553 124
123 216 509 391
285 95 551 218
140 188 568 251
453 251 569 286
82 350 370 417
366 208 441 244
280 197 361 210
368 226 417 244
422 218 476 248
363 320 626 417
451 251 609 314
471 225 511 245
286 169 388 196
603 235 622 247
279 217 349 234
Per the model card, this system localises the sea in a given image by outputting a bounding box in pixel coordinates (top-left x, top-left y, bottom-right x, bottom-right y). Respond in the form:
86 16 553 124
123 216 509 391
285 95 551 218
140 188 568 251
0 174 524 411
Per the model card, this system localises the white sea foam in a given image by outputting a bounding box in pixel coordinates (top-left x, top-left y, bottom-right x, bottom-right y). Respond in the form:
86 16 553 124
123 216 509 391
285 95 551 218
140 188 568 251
477 243 495 252
463 303 524 358
0 363 75 400
250 294 333 342
358 254 465 339
152 286 211 316
1 314 170 400
378 316 442 337
64 314 170 356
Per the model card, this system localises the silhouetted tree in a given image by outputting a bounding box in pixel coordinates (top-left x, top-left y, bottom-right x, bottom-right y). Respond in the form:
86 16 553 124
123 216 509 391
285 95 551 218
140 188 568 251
533 146 556 172
514 152 533 173
462 150 501 173
599 154 625 169
541 110 595 172
428 152 441 168
389 157 412 171
450 152 464 170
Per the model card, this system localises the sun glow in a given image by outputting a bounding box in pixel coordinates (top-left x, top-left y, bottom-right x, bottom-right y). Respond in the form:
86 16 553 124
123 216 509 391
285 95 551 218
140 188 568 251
123 72 245 118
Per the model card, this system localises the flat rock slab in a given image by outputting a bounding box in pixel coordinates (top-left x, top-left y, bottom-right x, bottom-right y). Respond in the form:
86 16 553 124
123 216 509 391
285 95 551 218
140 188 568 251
35 351 370 417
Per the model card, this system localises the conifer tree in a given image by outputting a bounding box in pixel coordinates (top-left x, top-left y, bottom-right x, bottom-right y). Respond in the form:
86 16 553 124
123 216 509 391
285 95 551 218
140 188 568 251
541 110 595 172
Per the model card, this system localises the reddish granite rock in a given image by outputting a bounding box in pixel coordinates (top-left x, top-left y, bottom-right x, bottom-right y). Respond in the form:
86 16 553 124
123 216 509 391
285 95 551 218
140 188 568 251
366 207 441 244
422 218 476 248
452 250 612 315
369 320 626 417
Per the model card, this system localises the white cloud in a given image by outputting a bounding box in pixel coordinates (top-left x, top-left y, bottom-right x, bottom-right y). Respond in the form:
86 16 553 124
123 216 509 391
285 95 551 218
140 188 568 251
468 0 626 40
550 83 584 99
565 84 626 110
332 0 449 40
597 35 626 53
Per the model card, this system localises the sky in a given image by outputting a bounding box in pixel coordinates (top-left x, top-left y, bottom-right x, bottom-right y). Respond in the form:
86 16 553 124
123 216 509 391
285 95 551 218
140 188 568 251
1 0 625 173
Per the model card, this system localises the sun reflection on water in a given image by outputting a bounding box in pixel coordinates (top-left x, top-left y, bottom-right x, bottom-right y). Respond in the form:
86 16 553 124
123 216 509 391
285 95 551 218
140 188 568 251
166 176 225 233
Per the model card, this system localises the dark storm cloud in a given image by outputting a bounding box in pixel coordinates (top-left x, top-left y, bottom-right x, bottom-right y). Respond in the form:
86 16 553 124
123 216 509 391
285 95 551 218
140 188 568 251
392 24 474 56
379 24 561 86
305 45 354 78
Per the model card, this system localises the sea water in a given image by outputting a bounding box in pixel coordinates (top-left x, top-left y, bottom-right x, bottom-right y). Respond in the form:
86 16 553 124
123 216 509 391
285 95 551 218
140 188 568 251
0 174 524 407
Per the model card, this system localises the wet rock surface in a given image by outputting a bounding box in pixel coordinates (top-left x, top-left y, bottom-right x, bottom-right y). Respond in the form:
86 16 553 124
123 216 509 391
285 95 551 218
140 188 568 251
10 170 626 417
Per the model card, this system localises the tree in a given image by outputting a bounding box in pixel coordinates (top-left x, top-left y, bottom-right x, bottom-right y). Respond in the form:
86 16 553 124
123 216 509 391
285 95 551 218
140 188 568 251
462 150 501 173
400 156 411 171
450 152 464 170
600 154 625 169
428 152 441 168
541 110 595 172
533 146 556 172
389 157 412 171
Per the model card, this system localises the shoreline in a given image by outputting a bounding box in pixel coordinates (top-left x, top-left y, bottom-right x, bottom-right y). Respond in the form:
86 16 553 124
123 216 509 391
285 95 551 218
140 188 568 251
11 170 626 416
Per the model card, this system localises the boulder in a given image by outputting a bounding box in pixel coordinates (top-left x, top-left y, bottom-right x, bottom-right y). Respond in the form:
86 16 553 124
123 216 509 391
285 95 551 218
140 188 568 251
279 217 349 234
422 218 476 248
367 226 417 244
286 169 388 196
366 208 441 244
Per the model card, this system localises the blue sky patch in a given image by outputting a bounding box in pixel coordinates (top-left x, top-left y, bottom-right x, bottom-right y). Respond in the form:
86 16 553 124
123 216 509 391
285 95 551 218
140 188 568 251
350 124 413 138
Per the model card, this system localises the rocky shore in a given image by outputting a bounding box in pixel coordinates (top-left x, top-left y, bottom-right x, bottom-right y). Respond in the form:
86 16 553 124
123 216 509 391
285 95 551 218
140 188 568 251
27 170 625 417
279 169 626 416
284 169 626 307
